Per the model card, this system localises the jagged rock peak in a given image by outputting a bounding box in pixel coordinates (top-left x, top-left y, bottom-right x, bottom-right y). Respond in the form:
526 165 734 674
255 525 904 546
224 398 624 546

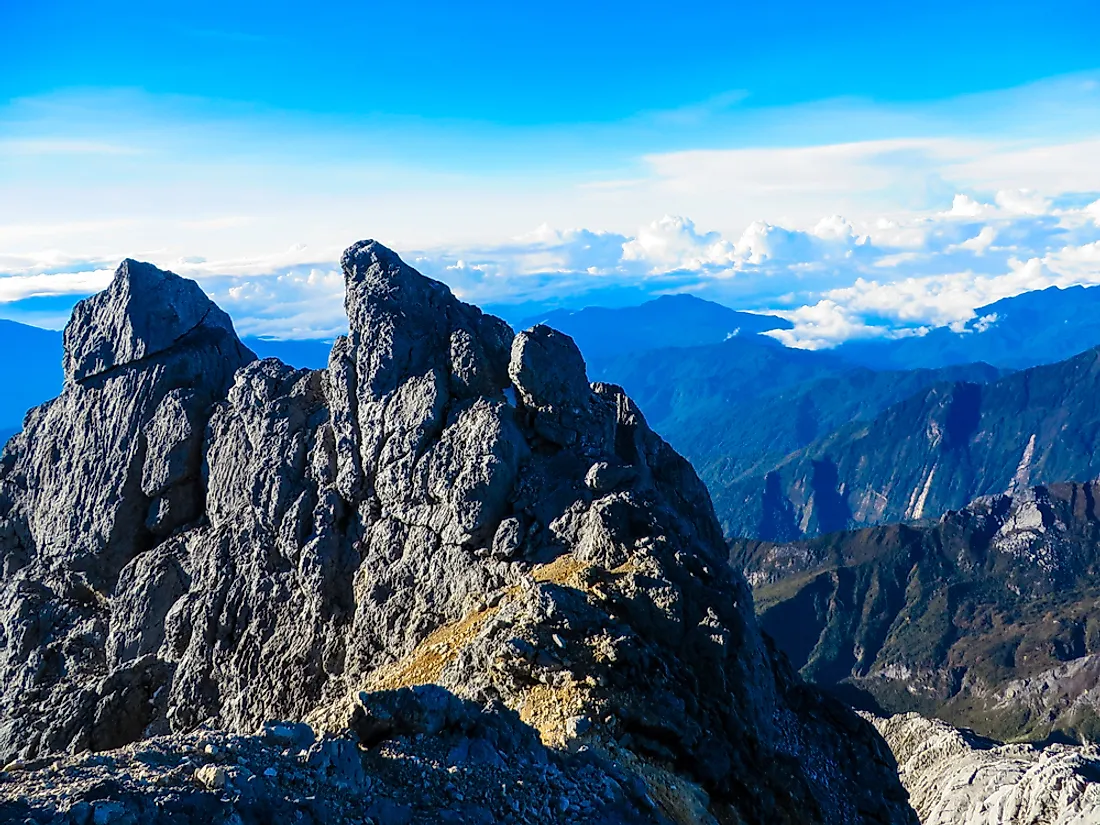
509 325 615 454
338 238 513 402
340 238 412 292
63 258 246 383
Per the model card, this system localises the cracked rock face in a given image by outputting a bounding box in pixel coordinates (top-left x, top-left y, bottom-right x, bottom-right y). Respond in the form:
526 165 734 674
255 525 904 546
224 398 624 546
0 242 916 824
0 259 254 760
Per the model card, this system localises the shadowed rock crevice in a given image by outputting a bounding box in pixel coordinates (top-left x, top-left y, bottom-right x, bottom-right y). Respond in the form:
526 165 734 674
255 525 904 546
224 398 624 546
0 241 915 824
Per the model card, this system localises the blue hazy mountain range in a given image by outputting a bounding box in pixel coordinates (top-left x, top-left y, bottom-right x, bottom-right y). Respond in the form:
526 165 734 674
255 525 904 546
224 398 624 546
515 293 792 360
0 319 64 439
835 284 1100 370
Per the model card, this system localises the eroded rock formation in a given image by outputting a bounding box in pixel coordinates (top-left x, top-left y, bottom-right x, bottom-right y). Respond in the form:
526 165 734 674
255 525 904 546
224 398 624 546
0 242 915 823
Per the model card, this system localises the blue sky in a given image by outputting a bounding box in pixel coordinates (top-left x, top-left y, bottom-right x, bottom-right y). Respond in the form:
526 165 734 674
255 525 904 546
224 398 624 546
6 0 1100 124
2 1 1100 344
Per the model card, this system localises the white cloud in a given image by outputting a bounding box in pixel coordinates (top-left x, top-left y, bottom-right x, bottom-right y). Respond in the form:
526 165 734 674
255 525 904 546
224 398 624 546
210 266 347 339
836 257 1053 323
0 269 114 303
4 74 1100 342
6 197 1100 344
1087 200 1100 226
732 217 866 266
972 313 999 333
765 300 889 350
994 188 1052 215
950 226 998 255
621 216 735 271
945 194 995 218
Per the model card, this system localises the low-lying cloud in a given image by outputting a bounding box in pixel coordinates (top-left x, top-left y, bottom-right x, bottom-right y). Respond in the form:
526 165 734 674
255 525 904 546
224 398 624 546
3 188 1099 349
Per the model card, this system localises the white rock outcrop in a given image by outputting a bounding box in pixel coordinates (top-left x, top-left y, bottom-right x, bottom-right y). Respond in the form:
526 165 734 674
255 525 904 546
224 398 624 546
871 713 1100 825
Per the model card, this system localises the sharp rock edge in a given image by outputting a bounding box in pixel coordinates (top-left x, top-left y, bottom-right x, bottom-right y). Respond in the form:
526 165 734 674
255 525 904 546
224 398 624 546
0 241 916 824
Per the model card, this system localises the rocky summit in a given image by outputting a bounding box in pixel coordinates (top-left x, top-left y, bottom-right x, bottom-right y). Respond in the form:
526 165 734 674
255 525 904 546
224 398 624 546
0 242 915 824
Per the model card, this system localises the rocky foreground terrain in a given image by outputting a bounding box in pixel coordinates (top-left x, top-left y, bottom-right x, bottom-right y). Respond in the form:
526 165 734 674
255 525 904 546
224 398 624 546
735 481 1100 743
0 242 916 823
0 687 681 824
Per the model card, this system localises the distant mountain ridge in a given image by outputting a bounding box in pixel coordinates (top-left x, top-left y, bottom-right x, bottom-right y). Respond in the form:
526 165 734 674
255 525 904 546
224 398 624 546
837 284 1100 370
714 345 1100 540
733 480 1100 743
587 332 849 427
0 319 64 433
674 361 1005 491
521 293 791 360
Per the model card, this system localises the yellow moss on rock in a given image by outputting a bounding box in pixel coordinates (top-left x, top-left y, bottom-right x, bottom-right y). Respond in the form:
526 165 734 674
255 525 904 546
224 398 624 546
532 554 592 588
364 604 501 692
516 680 590 748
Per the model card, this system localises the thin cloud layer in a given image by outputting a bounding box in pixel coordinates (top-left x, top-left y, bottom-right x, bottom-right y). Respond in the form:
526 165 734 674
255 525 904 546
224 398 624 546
4 189 1099 349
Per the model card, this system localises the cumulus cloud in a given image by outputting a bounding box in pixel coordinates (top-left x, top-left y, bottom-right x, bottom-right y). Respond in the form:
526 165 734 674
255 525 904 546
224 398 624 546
945 194 993 218
0 268 114 303
1087 200 1100 225
733 216 866 265
208 267 347 339
765 300 891 350
621 216 734 271
950 226 997 255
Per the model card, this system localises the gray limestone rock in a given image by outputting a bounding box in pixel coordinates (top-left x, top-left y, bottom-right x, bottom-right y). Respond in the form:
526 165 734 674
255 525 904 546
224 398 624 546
63 258 242 384
0 259 253 763
510 325 615 453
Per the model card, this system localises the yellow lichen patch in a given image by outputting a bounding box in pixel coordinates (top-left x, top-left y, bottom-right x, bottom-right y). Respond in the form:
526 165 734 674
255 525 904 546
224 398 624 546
533 553 642 596
516 680 589 748
532 554 591 588
364 605 501 692
610 558 641 577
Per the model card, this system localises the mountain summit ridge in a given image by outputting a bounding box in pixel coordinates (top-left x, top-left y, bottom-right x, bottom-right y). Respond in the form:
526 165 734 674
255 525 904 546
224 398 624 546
0 242 915 824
